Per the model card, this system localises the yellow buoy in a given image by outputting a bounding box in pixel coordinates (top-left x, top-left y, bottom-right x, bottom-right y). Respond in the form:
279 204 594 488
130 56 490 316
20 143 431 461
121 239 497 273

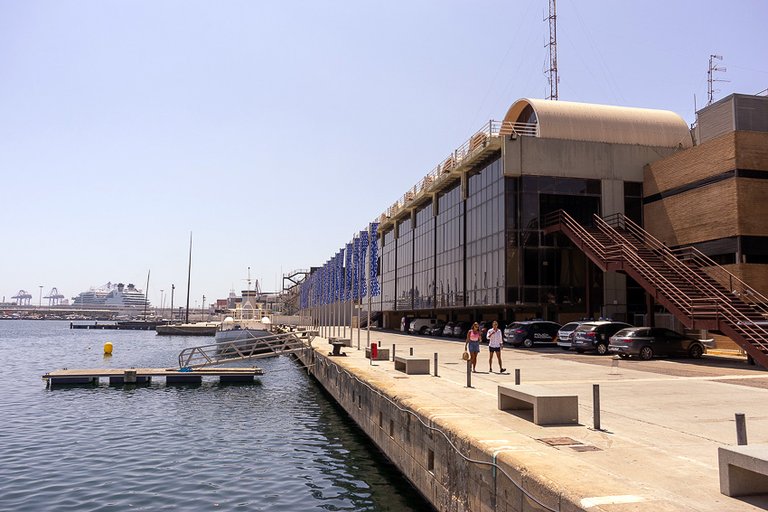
104 342 113 355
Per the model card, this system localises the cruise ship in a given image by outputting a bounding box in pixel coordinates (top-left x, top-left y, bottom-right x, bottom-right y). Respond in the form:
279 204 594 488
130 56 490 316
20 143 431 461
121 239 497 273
72 282 149 308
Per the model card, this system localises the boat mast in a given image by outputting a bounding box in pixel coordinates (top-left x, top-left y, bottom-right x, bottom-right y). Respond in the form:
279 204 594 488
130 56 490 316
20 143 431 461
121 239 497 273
143 269 151 319
185 232 192 323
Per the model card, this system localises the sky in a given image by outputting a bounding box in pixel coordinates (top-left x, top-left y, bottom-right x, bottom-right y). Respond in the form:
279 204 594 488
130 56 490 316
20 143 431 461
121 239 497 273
1 0 766 308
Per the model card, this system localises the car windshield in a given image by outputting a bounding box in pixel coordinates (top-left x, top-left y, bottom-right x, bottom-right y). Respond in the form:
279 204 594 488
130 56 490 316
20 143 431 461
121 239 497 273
560 323 580 331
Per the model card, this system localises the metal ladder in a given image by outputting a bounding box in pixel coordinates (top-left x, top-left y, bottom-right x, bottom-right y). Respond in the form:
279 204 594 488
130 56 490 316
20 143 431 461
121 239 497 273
177 330 317 369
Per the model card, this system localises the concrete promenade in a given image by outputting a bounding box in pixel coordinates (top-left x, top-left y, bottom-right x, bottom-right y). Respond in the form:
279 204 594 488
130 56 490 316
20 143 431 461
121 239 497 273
303 328 768 511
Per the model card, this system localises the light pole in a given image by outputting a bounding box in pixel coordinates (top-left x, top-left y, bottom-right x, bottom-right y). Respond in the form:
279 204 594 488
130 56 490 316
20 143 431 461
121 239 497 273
38 285 43 308
160 289 165 314
202 294 206 321
170 284 175 321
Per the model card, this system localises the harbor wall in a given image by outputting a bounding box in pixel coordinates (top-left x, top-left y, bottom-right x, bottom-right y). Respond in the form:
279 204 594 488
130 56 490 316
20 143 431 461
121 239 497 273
296 346 572 512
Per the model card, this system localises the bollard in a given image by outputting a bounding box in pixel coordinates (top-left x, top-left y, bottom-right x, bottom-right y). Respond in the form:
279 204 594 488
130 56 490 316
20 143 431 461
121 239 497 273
593 384 601 431
466 360 472 388
410 347 414 356
377 340 381 347
514 369 521 385
392 344 396 361
736 413 748 445
610 355 620 375
434 353 439 377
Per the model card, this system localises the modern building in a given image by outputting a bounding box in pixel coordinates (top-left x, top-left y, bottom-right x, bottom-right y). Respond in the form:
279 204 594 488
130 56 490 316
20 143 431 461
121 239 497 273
302 91 768 351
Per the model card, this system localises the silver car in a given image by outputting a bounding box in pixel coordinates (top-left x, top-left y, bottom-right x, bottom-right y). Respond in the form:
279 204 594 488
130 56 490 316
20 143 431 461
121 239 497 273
556 322 586 350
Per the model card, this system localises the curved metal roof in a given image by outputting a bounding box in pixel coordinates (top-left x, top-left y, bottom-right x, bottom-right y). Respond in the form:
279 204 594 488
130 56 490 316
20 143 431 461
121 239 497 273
502 98 692 148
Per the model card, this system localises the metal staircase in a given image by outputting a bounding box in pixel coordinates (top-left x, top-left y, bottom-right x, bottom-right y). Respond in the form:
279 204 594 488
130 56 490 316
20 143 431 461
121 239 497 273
177 331 317 369
543 210 768 367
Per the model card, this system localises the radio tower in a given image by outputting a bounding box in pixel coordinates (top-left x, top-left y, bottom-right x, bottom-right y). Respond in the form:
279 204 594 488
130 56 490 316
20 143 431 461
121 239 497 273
707 54 728 105
545 0 559 100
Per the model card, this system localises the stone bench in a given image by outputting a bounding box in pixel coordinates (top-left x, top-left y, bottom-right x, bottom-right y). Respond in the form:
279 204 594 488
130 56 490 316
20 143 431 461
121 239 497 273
394 355 430 375
328 337 352 347
365 346 390 361
498 384 579 425
719 445 768 497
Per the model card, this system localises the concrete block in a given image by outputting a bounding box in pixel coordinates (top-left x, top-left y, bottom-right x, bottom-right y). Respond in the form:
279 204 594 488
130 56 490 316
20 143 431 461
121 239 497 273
394 355 430 375
719 445 768 497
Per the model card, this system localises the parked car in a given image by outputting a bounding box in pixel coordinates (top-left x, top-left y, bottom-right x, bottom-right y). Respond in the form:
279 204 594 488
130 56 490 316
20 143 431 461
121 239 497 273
427 321 446 336
571 321 633 355
408 318 441 335
556 321 589 350
478 321 495 341
608 327 706 360
453 321 472 338
442 322 456 337
503 321 561 348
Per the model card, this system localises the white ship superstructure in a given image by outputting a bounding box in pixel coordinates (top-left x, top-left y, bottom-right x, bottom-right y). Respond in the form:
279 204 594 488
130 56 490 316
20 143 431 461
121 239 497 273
73 282 149 308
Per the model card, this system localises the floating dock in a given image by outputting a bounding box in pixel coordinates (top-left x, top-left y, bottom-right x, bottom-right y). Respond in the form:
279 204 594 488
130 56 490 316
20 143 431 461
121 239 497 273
42 367 263 386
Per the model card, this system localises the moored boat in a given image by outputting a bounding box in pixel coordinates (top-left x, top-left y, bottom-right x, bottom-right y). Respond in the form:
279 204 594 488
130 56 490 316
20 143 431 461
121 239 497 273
156 322 219 336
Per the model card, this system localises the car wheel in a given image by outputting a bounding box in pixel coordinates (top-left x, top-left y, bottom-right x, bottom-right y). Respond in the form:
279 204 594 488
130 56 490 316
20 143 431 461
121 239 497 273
420 326 428 335
523 338 534 348
688 343 704 359
596 343 608 355
639 346 654 360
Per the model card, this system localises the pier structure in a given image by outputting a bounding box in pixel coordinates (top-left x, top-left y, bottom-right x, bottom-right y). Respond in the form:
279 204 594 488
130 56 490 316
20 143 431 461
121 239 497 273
42 367 264 386
297 329 768 511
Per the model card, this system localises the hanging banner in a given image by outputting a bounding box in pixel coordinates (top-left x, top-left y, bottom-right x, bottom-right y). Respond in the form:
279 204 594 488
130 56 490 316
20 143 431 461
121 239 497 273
369 222 380 297
345 242 353 301
359 229 368 298
352 236 360 300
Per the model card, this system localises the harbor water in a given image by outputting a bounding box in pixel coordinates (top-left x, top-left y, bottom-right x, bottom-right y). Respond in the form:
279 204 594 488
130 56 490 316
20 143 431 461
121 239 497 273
0 320 433 511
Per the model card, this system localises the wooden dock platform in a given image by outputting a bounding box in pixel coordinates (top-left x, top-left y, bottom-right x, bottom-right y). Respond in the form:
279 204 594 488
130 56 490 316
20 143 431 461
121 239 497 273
42 366 264 386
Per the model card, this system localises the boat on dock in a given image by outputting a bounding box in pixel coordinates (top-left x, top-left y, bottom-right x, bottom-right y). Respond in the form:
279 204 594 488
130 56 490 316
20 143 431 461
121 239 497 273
156 321 219 336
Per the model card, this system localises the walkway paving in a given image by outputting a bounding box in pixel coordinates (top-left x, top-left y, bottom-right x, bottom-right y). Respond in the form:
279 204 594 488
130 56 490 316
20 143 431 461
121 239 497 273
313 327 768 511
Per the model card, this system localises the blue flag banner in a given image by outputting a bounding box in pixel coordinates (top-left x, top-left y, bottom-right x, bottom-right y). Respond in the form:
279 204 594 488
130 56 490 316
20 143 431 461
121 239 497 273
352 237 360 300
345 242 353 301
369 222 380 297
359 229 368 298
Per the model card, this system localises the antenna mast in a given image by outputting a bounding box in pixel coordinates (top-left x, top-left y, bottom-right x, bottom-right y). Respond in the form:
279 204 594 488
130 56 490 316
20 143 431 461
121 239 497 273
545 0 559 100
707 54 728 105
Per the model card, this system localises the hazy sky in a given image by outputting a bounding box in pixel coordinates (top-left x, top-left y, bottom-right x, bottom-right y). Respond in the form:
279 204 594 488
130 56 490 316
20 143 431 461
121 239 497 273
1 0 766 308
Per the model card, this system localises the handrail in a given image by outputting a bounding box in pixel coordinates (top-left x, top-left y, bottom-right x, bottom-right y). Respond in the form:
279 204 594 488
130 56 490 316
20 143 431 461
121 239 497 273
178 331 314 368
381 120 501 221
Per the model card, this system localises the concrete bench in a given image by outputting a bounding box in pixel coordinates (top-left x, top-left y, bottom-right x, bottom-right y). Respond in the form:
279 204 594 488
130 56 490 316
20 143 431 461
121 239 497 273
328 337 352 347
394 355 430 375
365 346 390 361
498 384 579 425
719 445 768 497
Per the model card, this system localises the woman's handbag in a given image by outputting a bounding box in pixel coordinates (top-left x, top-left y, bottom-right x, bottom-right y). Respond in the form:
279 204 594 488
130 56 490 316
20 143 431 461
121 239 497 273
461 350 470 361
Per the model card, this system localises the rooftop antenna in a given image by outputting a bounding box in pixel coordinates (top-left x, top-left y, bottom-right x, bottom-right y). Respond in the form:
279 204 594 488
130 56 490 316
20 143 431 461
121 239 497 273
707 54 728 105
545 0 559 100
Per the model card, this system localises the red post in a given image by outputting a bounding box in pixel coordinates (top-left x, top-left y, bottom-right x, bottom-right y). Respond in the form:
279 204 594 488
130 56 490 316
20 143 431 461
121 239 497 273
371 343 378 360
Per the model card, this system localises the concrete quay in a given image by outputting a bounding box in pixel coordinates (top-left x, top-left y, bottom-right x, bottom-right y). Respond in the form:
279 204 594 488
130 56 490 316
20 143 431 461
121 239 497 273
298 329 768 512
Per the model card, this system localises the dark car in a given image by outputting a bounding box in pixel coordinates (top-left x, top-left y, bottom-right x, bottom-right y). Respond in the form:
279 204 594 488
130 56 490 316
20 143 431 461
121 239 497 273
442 322 456 337
427 321 446 336
453 321 472 338
608 327 705 360
571 321 633 355
503 321 561 348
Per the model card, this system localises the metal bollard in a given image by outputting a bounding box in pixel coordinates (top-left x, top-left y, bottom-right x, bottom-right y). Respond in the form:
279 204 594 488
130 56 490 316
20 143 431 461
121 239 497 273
593 384 601 431
736 413 748 445
434 353 439 377
466 360 472 388
410 347 414 356
392 344 396 361
514 369 521 385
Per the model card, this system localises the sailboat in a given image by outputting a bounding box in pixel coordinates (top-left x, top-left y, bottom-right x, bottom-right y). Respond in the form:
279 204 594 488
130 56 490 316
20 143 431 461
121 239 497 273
156 233 220 336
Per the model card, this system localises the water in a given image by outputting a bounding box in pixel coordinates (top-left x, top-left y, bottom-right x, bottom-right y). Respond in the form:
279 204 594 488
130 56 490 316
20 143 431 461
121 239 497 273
0 321 433 511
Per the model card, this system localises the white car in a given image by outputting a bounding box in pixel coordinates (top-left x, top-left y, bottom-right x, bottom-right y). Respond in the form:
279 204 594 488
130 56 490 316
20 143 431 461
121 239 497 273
408 318 441 335
556 322 587 350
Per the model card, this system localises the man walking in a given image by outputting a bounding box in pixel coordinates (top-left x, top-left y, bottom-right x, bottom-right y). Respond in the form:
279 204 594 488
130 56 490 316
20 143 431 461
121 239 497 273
487 320 506 373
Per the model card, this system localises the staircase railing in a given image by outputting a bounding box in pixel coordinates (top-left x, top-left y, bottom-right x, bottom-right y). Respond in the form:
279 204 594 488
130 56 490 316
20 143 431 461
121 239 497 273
178 331 315 368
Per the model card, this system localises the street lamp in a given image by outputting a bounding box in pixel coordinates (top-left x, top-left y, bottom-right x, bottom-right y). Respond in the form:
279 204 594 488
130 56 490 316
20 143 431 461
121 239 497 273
38 285 43 308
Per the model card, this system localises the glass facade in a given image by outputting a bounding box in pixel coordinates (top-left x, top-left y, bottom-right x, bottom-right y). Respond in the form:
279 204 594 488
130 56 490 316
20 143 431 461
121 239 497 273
466 159 505 306
395 218 414 310
380 228 396 311
507 176 603 309
413 203 435 310
436 183 464 307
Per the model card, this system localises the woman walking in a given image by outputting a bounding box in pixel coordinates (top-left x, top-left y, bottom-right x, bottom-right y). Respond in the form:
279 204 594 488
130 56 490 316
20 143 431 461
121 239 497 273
487 320 506 373
465 322 482 372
